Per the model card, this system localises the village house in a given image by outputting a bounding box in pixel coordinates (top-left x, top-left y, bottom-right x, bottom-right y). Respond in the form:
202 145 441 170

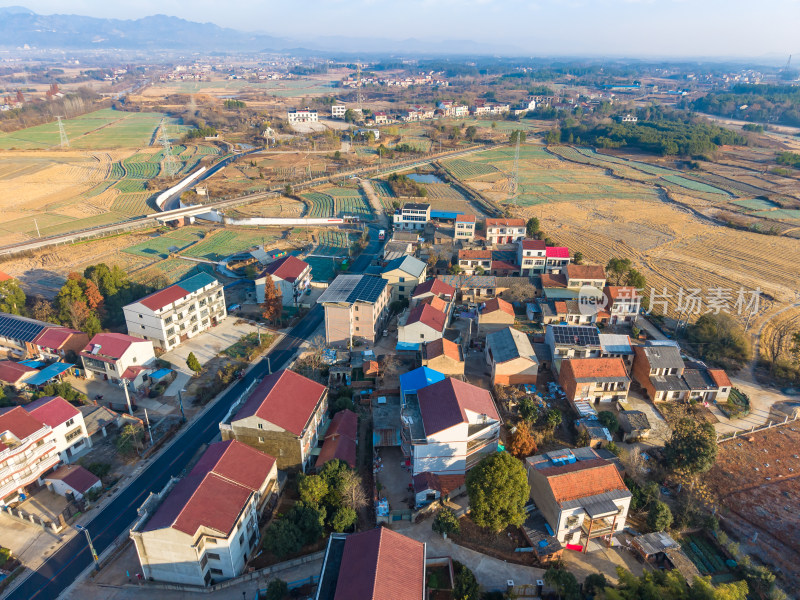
0 361 37 388
478 297 516 335
23 395 91 464
318 275 390 346
565 264 607 291
559 358 630 407
44 464 101 501
603 286 641 324
255 255 312 306
485 218 526 245
412 472 466 507
398 303 448 346
454 214 476 241
402 377 500 476
517 239 547 276
485 327 539 386
618 410 652 442
381 256 427 303
545 324 603 375
316 409 357 470
382 240 413 261
80 333 156 391
545 247 572 273
130 440 278 586
372 111 389 124
331 104 347 119
457 249 492 275
538 299 594 326
287 107 318 123
526 448 632 550
221 369 327 472
598 333 635 372
632 342 688 402
393 203 431 230
437 275 496 303
410 278 456 307
0 312 88 361
123 273 227 351
315 528 426 600
421 338 465 376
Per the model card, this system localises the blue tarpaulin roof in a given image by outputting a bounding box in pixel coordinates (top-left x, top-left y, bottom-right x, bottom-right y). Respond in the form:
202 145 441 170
148 368 173 381
19 360 45 368
430 210 462 220
26 362 73 386
400 366 446 398
396 342 421 352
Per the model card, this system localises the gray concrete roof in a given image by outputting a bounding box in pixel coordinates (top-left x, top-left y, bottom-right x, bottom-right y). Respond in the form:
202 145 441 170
486 327 536 364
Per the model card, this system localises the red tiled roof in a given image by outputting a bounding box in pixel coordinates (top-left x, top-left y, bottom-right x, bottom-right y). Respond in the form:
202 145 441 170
423 338 462 363
171 473 253 536
192 439 276 492
411 279 455 299
0 271 13 282
554 301 568 315
604 286 639 302
233 369 326 436
456 214 476 222
567 264 606 281
482 297 514 317
0 406 46 440
560 358 628 383
486 218 525 228
0 360 36 384
33 327 82 350
137 285 188 311
334 528 425 600
521 239 546 250
418 378 499 436
413 472 465 495
540 273 567 288
317 415 357 469
25 396 80 428
80 332 147 362
418 295 448 313
708 369 731 388
546 247 570 258
120 365 146 380
264 255 310 283
45 465 99 494
459 249 491 260
326 409 358 442
490 260 518 273
364 360 380 376
406 304 446 332
539 459 628 504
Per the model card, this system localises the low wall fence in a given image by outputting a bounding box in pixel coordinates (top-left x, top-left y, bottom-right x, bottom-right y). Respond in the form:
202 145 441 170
717 414 800 443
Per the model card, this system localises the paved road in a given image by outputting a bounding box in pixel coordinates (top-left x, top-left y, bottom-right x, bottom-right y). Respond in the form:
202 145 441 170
6 229 383 600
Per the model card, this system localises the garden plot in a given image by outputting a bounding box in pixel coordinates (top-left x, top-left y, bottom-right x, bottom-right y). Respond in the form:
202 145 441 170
182 229 280 261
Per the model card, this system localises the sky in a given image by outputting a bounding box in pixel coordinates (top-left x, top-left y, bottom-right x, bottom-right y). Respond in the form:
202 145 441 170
4 0 800 58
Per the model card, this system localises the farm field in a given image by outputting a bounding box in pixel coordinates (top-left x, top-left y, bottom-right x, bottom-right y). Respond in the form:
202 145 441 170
225 196 305 219
304 229 357 281
142 78 339 98
705 424 800 589
301 188 372 218
182 228 283 262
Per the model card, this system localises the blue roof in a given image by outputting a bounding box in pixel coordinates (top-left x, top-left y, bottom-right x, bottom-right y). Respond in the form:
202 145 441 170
430 210 462 220
177 272 217 294
25 362 73 386
400 366 446 397
19 359 46 368
149 368 173 380
396 341 421 352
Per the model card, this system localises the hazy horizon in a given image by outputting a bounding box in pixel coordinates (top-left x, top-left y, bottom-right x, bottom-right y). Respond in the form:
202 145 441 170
2 0 799 59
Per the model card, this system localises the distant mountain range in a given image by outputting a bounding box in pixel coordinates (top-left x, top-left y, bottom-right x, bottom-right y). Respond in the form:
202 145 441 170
0 6 518 55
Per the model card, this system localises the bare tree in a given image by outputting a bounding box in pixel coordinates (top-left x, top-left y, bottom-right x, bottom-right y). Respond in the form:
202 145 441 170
340 470 368 511
763 319 794 372
619 446 649 486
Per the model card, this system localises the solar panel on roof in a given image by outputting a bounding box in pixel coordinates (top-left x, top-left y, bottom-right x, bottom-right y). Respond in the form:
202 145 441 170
551 325 600 347
348 276 386 303
0 314 48 343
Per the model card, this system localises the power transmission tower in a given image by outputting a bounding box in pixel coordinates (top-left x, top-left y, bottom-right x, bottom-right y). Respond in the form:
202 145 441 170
507 134 520 206
56 116 69 148
356 62 364 112
159 119 179 177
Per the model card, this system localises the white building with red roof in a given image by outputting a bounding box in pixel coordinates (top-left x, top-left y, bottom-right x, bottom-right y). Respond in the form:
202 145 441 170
24 395 91 463
517 238 547 275
455 213 476 241
255 255 312 306
122 273 226 351
545 246 572 273
410 278 456 307
45 464 101 500
402 377 500 476
0 360 37 388
0 406 61 505
80 333 155 390
0 312 88 360
221 369 328 472
485 218 526 245
130 439 278 586
397 303 448 346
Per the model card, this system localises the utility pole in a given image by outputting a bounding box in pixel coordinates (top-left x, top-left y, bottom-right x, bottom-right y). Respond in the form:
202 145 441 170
33 218 41 238
122 379 133 415
75 525 99 571
177 388 186 423
144 409 153 447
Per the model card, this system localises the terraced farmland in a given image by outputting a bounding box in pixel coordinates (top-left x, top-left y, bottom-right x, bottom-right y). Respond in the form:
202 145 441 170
303 192 335 217
441 159 500 180
182 229 280 261
112 193 154 216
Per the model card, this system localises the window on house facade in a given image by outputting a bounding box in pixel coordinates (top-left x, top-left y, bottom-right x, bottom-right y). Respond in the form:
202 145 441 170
207 552 221 561
210 568 223 576
258 423 264 429
258 436 264 443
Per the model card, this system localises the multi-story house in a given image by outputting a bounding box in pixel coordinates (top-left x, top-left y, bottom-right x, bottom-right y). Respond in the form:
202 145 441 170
130 440 278 586
0 313 88 360
437 275 496 303
318 274 390 346
526 448 632 550
255 255 312 306
478 297 516 335
457 249 491 275
410 278 456 307
565 264 606 291
603 286 641 324
393 203 431 230
545 324 603 375
80 333 156 390
545 247 571 273
631 342 687 402
485 327 539 386
598 334 634 372
220 369 328 472
397 303 447 346
331 104 347 119
287 108 318 123
0 406 61 505
402 377 500 476
485 218 526 245
381 256 427 303
559 358 630 407
518 239 546 276
23 396 91 463
454 214 476 241
372 111 389 124
123 273 227 351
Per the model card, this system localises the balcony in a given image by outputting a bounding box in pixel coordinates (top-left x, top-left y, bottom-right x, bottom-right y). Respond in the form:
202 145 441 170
0 440 57 480
0 453 60 498
581 517 616 538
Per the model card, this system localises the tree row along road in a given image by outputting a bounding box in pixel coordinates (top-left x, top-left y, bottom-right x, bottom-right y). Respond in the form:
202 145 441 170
0 144 495 257
4 229 384 600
